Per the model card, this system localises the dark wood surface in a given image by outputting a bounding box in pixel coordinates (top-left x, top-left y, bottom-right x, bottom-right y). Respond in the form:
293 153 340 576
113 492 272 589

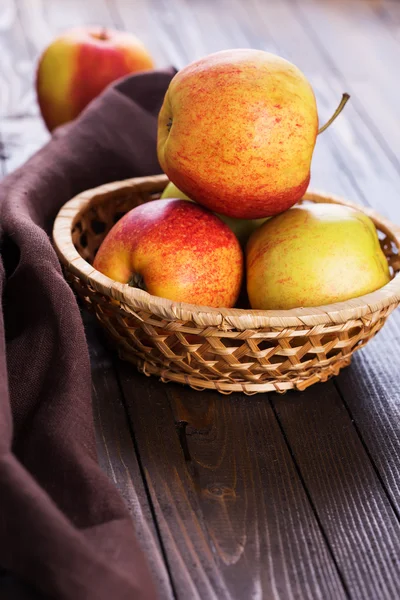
1 0 400 598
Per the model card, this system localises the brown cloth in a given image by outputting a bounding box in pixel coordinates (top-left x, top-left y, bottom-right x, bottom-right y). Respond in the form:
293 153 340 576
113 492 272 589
0 68 175 600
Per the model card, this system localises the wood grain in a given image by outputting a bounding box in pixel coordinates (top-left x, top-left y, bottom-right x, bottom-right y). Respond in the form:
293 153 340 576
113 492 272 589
17 0 115 50
117 365 346 600
271 382 400 599
0 0 36 118
290 0 400 167
335 320 400 517
0 116 49 174
375 0 400 44
112 0 188 69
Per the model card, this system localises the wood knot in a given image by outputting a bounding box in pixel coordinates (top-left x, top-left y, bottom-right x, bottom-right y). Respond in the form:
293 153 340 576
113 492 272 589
203 484 236 500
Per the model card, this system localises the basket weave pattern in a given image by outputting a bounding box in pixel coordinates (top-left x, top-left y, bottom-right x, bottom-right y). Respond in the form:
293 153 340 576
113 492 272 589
53 175 400 394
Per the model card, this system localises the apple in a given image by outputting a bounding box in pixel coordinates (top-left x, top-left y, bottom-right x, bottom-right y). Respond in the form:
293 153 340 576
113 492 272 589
93 198 243 308
217 213 268 249
161 181 192 201
36 26 154 131
161 181 267 246
157 49 319 219
247 203 390 310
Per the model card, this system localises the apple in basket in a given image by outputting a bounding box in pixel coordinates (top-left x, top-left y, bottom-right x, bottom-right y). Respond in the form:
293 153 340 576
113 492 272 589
157 48 349 220
247 203 390 310
161 181 268 247
93 199 243 307
36 27 154 131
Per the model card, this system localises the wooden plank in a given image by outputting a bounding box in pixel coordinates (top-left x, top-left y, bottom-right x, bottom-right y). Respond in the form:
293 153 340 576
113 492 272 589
0 117 49 174
375 0 400 44
117 365 347 600
335 317 400 517
0 1 52 171
0 0 36 117
290 0 400 168
271 382 400 599
18 0 115 51
85 316 174 600
112 0 187 69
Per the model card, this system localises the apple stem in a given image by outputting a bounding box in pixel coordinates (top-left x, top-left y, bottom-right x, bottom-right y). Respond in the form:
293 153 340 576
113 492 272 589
98 27 108 41
128 273 146 291
317 93 350 135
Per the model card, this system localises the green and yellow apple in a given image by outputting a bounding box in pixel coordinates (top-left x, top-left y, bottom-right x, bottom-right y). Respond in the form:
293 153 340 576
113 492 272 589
94 198 243 308
217 214 268 248
161 181 267 246
161 181 191 201
247 203 390 310
36 27 154 131
157 49 319 219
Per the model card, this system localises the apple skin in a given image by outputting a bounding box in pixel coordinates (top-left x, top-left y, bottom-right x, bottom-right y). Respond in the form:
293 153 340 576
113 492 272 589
216 214 268 248
161 181 267 246
160 181 192 202
247 203 390 310
36 27 154 131
157 49 318 219
93 198 243 308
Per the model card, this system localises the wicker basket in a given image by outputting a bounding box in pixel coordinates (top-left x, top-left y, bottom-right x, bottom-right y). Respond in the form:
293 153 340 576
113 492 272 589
53 174 400 394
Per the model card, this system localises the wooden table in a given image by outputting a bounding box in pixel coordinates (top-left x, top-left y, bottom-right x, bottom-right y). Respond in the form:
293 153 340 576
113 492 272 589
2 0 400 598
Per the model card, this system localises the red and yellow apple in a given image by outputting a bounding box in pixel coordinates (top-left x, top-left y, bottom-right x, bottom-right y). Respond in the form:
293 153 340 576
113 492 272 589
36 27 154 131
246 203 390 310
93 198 243 307
157 49 319 219
161 181 268 246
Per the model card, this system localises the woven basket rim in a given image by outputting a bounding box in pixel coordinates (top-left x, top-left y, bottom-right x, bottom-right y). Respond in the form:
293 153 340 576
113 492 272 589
53 174 400 331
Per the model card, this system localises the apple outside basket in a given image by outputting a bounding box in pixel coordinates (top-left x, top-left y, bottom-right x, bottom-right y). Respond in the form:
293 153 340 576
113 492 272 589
53 174 400 394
